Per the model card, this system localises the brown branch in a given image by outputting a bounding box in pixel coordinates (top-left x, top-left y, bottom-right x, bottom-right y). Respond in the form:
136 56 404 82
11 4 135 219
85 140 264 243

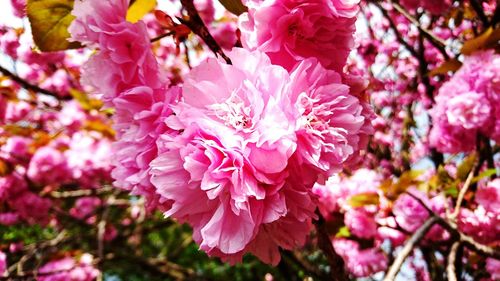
446 242 460 281
313 209 350 281
389 0 449 59
469 0 490 27
178 0 231 64
406 191 500 260
449 170 474 220
372 2 418 58
150 31 175 43
0 65 69 100
383 216 439 281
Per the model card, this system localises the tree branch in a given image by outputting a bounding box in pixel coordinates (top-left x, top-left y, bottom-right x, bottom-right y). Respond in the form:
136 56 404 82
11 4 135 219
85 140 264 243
313 209 350 281
178 0 231 64
469 0 490 27
446 242 460 281
383 216 439 281
389 0 449 59
0 65 69 100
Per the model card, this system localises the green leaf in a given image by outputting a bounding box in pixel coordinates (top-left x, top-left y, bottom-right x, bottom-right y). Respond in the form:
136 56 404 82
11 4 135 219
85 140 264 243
127 0 157 23
218 0 247 16
27 0 81 51
347 192 380 208
335 226 351 238
472 168 497 183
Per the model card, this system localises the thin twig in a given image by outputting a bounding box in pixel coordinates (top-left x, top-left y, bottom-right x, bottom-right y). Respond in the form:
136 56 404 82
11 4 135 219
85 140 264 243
150 31 175 43
446 242 460 281
178 0 231 64
389 0 449 59
469 0 490 27
450 170 475 220
0 65 68 100
406 192 500 259
383 216 439 281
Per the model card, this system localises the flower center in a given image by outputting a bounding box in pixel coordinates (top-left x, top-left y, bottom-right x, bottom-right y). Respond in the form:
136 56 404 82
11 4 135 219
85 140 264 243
209 95 253 131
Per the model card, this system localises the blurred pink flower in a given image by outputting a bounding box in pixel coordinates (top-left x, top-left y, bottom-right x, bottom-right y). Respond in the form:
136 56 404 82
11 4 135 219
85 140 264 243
27 146 70 185
37 254 99 281
333 239 388 277
0 251 6 276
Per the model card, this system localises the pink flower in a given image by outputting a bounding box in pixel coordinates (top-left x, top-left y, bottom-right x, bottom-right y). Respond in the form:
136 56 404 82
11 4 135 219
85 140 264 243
195 0 215 25
486 258 500 280
27 146 70 185
333 239 388 277
0 251 6 277
65 133 112 188
476 179 500 214
37 254 99 281
458 206 500 244
289 60 373 179
70 197 101 220
70 0 176 209
430 51 500 153
239 0 358 71
151 49 317 264
344 210 377 239
445 91 491 129
10 0 26 18
1 136 31 163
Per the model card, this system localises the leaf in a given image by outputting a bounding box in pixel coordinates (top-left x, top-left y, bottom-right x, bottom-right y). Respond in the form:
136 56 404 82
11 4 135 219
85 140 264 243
84 120 115 138
218 0 248 16
429 59 462 76
461 27 500 55
347 192 380 208
335 226 351 238
471 169 497 183
70 89 103 111
127 0 157 23
456 153 476 181
27 0 81 51
444 185 459 197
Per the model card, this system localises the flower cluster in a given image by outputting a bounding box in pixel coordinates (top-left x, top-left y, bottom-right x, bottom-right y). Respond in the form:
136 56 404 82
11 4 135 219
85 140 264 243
429 51 500 153
239 0 359 72
70 0 372 264
37 254 99 281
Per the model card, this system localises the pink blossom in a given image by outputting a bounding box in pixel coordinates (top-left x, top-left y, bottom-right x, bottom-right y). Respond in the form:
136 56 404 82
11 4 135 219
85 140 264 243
0 29 20 59
194 0 215 25
458 206 500 244
486 258 500 280
0 251 6 276
10 0 26 18
37 254 99 281
65 133 112 188
1 136 31 163
333 239 388 277
344 209 377 239
27 146 70 185
289 59 373 180
445 91 491 129
70 0 175 209
430 51 500 153
69 197 101 220
0 212 19 225
476 179 500 214
151 49 317 264
239 0 358 72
